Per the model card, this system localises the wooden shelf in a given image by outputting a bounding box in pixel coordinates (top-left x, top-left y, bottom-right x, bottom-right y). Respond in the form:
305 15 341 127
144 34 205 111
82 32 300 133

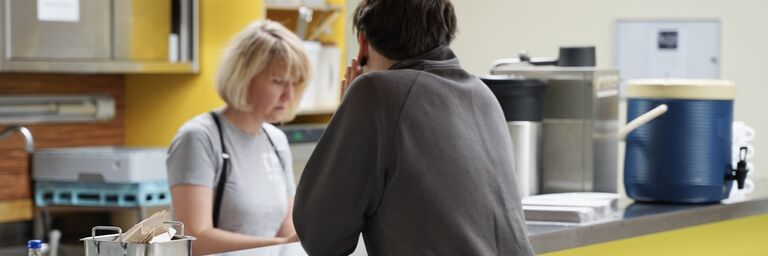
0 199 33 223
266 3 341 41
265 1 343 117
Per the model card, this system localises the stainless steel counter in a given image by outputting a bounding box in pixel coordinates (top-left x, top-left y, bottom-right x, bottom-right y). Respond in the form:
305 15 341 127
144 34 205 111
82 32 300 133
527 188 768 254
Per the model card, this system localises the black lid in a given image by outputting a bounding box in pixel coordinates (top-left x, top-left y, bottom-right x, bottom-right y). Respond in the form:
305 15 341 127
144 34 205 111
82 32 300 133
480 76 546 121
557 46 596 67
481 76 546 96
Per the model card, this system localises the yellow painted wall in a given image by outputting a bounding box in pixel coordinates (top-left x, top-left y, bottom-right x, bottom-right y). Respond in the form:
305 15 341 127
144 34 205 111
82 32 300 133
321 0 346 51
126 1 346 146
127 0 170 60
125 0 262 146
541 214 768 256
322 0 347 109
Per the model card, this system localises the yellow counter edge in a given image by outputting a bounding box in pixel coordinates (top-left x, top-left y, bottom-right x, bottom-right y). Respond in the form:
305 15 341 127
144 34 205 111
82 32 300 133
541 214 768 256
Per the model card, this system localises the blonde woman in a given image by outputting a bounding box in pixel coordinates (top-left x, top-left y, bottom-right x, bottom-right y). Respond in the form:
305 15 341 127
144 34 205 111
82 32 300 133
167 20 309 256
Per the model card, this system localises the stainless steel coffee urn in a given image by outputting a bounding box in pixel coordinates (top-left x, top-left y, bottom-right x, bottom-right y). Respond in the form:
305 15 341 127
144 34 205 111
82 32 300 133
482 77 546 197
490 67 620 193
488 46 620 194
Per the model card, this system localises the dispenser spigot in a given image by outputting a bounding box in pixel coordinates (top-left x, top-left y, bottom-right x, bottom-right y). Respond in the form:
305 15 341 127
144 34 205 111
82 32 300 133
726 147 750 189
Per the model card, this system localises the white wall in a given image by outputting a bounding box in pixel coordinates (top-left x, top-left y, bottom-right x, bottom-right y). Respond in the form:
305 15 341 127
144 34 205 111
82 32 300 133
344 0 360 67
343 0 767 187
450 0 768 186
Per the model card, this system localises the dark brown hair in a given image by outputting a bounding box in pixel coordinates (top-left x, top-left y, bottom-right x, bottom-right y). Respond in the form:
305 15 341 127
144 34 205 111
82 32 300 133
353 0 457 60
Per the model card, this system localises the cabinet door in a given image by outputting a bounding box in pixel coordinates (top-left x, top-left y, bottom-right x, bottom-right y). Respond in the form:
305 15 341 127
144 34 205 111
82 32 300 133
7 0 111 60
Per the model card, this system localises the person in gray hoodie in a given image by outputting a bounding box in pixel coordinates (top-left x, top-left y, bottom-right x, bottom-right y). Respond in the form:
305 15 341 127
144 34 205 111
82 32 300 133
293 0 535 255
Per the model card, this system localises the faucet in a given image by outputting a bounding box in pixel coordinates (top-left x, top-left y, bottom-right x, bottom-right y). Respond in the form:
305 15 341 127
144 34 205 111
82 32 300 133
0 125 35 153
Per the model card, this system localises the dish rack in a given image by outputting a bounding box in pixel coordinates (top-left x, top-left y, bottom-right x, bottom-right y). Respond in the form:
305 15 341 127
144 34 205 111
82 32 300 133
35 180 170 207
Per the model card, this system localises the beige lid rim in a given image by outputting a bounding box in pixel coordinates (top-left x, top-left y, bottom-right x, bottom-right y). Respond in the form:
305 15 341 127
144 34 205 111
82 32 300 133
627 79 736 100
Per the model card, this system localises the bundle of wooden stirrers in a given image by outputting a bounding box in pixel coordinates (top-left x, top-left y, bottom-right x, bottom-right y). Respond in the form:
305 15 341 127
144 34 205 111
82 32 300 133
122 210 176 243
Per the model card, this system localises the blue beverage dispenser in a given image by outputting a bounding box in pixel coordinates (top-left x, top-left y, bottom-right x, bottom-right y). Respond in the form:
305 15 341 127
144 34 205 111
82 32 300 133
620 79 749 203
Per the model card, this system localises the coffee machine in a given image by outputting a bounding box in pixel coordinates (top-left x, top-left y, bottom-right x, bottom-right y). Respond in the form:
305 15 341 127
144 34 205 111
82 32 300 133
490 47 620 193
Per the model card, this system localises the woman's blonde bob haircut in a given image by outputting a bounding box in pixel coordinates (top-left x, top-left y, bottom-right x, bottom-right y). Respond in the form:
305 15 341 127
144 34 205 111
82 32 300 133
215 20 310 121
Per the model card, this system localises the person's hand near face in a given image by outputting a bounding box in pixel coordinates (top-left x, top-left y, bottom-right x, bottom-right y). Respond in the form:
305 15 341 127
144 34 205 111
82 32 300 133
341 57 364 98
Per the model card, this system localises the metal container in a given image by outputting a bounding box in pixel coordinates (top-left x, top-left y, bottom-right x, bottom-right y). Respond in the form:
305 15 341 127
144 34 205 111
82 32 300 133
490 67 620 193
482 77 546 197
506 121 542 196
81 221 195 256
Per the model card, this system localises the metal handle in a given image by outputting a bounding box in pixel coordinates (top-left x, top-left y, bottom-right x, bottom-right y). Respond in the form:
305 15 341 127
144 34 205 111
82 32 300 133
619 104 669 140
91 226 124 255
92 226 122 241
488 51 560 73
489 58 524 73
0 126 34 153
164 221 185 236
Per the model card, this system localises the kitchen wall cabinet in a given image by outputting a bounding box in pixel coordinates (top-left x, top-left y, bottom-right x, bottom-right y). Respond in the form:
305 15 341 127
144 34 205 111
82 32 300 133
0 0 199 74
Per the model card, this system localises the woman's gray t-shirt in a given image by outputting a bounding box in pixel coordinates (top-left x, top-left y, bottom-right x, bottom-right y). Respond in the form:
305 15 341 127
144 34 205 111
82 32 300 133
167 111 296 240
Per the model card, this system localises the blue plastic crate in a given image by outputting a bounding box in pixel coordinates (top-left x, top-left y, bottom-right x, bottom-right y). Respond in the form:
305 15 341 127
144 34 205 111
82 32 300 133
35 181 171 207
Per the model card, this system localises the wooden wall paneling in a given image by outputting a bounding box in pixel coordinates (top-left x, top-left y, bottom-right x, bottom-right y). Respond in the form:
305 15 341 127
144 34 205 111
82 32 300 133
0 74 125 222
0 150 30 200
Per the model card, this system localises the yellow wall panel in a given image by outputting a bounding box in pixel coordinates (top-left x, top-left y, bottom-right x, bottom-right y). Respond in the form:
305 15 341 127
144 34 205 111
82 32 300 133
126 1 346 146
125 1 265 146
328 0 346 81
127 0 170 60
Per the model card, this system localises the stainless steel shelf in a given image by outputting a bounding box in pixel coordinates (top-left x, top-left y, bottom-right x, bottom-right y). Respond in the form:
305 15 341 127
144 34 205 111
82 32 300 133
0 60 198 74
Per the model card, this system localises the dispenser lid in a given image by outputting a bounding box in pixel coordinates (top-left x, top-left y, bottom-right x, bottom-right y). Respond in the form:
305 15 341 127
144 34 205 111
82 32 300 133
480 76 546 96
627 79 735 100
480 76 546 121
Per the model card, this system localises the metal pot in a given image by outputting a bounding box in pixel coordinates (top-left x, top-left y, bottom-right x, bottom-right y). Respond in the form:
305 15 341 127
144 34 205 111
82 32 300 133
81 221 196 256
